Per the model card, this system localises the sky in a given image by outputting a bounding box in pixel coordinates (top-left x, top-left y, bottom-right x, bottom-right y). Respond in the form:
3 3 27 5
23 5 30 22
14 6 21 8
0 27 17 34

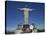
6 1 44 31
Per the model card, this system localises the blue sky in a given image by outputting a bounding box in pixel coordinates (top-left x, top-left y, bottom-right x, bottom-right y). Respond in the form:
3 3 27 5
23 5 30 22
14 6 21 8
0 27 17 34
6 1 44 31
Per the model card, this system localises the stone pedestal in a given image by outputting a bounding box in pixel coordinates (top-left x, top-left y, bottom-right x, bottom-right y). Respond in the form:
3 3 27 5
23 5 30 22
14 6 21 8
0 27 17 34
22 24 30 33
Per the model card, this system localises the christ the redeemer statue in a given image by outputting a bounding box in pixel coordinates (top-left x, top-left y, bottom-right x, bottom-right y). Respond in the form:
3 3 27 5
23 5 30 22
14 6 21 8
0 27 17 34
18 8 32 24
18 7 33 33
